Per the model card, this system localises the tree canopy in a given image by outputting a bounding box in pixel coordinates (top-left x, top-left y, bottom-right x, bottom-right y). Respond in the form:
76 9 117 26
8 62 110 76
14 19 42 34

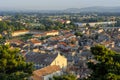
86 45 120 80
0 45 33 80
53 74 77 80
75 31 83 37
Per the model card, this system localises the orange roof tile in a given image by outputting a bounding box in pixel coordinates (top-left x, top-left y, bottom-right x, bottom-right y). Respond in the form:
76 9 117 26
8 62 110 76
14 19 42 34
33 33 46 37
33 65 61 77
46 30 58 33
13 30 29 33
59 42 67 46
30 40 42 44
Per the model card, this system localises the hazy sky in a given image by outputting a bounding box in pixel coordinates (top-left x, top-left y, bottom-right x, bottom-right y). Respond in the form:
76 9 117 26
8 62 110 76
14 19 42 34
0 0 120 10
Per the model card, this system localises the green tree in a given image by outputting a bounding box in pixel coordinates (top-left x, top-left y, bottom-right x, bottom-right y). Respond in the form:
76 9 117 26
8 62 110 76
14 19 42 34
0 21 9 33
0 45 33 80
86 23 90 27
53 74 77 80
85 45 120 80
75 31 83 37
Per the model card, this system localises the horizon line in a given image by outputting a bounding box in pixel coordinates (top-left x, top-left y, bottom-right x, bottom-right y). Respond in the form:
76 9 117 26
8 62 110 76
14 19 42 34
0 6 120 11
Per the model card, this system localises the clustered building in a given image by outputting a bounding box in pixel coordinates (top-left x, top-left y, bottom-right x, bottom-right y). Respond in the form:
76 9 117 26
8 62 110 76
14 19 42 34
5 25 120 80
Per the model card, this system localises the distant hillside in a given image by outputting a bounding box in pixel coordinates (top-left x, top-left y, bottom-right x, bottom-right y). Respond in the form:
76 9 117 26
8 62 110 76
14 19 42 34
0 6 120 13
63 8 80 13
80 6 120 12
63 6 120 13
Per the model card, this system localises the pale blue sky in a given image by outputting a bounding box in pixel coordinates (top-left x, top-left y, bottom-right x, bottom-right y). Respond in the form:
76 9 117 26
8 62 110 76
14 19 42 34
0 0 120 10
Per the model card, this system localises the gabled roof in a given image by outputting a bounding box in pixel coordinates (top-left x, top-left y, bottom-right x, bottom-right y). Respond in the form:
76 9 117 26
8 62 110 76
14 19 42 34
12 30 29 33
25 53 58 65
33 65 61 77
8 39 24 44
45 30 59 34
30 39 42 44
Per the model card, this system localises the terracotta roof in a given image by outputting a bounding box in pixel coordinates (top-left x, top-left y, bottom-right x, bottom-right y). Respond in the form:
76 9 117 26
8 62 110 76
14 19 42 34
33 34 42 37
62 30 70 33
70 37 77 41
69 44 76 47
33 33 45 37
50 36 64 41
46 30 58 33
33 65 61 77
59 42 67 47
8 39 24 44
64 33 75 38
13 30 29 33
101 41 114 45
30 40 42 44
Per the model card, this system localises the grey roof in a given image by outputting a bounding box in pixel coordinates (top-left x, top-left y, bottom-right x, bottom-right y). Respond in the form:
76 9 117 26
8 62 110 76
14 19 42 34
25 53 58 65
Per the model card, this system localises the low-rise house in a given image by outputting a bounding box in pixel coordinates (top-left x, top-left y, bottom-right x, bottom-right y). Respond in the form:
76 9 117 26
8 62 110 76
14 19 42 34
60 30 71 34
75 21 117 27
12 30 29 37
57 19 71 24
48 36 64 42
30 30 43 34
100 41 115 48
2 30 8 35
45 30 59 36
118 28 120 32
7 39 25 50
32 65 62 80
0 16 2 21
25 53 67 69
64 33 76 40
80 50 92 59
58 42 70 50
98 34 110 42
9 40 24 46
118 42 120 47
33 33 45 38
33 48 40 53
96 29 104 34
29 39 42 47
66 20 71 24
0 34 2 38
68 51 76 56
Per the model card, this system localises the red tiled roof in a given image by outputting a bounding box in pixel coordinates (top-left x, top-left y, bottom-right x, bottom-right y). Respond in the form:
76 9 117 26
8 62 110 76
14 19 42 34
8 39 24 44
46 30 58 33
33 65 61 77
33 33 46 37
59 42 67 47
13 30 29 33
30 40 42 44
